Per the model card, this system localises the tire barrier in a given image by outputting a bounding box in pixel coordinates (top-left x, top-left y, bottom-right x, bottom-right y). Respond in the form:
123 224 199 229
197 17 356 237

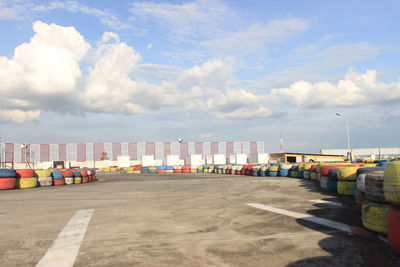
383 161 400 207
0 177 16 190
310 172 318 180
365 172 386 203
65 177 74 185
0 169 17 178
16 177 37 189
362 201 389 234
337 180 356 196
35 170 51 178
38 177 53 187
337 167 359 180
16 169 36 178
279 169 289 177
327 181 338 192
54 179 66 186
327 169 338 181
356 167 385 192
388 206 400 254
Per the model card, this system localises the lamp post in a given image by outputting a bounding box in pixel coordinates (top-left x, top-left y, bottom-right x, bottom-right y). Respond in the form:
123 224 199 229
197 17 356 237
336 112 352 161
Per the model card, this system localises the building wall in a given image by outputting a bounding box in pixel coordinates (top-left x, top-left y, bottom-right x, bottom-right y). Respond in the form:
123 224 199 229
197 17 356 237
321 148 400 158
1 141 265 163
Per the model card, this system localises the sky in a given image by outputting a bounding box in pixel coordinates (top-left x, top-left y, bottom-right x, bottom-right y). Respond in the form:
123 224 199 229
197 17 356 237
0 0 400 153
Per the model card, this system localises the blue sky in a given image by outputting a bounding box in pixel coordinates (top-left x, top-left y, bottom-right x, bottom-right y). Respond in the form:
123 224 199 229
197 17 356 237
0 0 400 153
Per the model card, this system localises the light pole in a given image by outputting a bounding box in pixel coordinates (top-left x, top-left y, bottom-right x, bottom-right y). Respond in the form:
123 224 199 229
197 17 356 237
336 112 351 160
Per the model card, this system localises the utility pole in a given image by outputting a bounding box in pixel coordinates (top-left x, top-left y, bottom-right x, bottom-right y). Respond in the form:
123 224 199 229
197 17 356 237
280 132 284 153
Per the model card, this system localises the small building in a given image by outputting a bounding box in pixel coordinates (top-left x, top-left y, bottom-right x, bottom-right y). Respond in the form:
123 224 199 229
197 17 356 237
269 152 344 163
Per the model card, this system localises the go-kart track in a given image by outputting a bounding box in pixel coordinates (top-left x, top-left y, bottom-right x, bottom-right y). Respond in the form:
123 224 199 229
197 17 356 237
1 172 399 267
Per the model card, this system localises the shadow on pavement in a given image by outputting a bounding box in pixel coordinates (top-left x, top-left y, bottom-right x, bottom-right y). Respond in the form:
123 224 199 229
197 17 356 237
286 178 400 267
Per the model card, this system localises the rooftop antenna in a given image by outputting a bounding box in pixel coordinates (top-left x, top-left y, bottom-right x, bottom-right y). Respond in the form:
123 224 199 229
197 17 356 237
280 132 284 153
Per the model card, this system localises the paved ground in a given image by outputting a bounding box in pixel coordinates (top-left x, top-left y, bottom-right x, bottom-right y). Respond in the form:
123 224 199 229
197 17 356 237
0 173 399 266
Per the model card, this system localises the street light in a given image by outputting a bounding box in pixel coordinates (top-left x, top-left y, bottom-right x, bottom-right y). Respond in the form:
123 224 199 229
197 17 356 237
336 112 351 160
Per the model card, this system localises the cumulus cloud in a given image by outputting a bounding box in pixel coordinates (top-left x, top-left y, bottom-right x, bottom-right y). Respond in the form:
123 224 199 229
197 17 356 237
0 21 89 120
1 21 400 125
270 70 400 108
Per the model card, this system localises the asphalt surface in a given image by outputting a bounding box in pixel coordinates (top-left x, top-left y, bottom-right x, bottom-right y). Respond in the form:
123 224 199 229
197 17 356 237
0 172 399 267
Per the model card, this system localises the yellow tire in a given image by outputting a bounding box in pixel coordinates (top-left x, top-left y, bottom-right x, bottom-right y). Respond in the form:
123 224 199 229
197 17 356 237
310 172 318 180
190 169 197 173
303 163 313 171
74 177 82 184
16 177 37 189
104 168 111 172
337 180 356 195
362 201 389 234
338 167 359 180
204 169 209 173
291 171 298 178
110 168 117 172
298 164 305 171
127 171 135 174
269 166 279 172
133 170 141 174
384 161 400 206
35 170 51 177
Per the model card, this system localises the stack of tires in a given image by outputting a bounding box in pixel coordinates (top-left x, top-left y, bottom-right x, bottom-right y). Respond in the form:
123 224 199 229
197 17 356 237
190 166 197 173
278 163 292 177
268 165 279 177
310 165 318 180
337 167 359 195
36 170 52 187
290 165 299 178
302 163 314 179
319 166 342 191
355 167 385 209
182 166 190 173
258 166 266 177
141 167 150 173
156 166 166 173
173 166 182 173
384 161 400 253
73 171 82 184
79 170 89 183
166 166 174 173
203 165 210 173
252 166 260 176
361 170 389 235
52 171 65 186
63 170 74 185
208 165 215 173
0 169 17 189
16 169 37 189
148 166 157 173
196 166 204 173
133 165 142 174
297 164 305 179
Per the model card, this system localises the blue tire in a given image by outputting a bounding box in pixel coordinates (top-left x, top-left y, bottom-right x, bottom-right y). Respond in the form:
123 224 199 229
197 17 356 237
252 171 258 176
157 166 166 170
0 169 17 178
327 181 338 192
197 169 204 173
279 169 289 177
298 171 304 179
269 171 278 177
52 171 64 179
260 171 266 177
72 171 82 177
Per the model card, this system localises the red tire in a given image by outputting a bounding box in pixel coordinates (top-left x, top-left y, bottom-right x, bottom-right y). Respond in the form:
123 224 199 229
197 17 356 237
388 206 400 254
79 170 88 177
82 177 89 183
53 179 65 186
16 169 36 178
0 178 16 190
174 169 182 173
156 169 166 173
63 171 74 178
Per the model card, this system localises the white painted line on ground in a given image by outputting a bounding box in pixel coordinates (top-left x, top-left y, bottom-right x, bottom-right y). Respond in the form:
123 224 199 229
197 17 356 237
36 209 95 267
247 203 351 233
308 199 342 207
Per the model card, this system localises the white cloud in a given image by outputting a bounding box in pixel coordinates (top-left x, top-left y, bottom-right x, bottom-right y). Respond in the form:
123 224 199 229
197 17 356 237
270 70 400 108
146 43 152 49
130 0 238 42
0 109 40 123
0 0 129 29
0 21 89 117
203 18 309 54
